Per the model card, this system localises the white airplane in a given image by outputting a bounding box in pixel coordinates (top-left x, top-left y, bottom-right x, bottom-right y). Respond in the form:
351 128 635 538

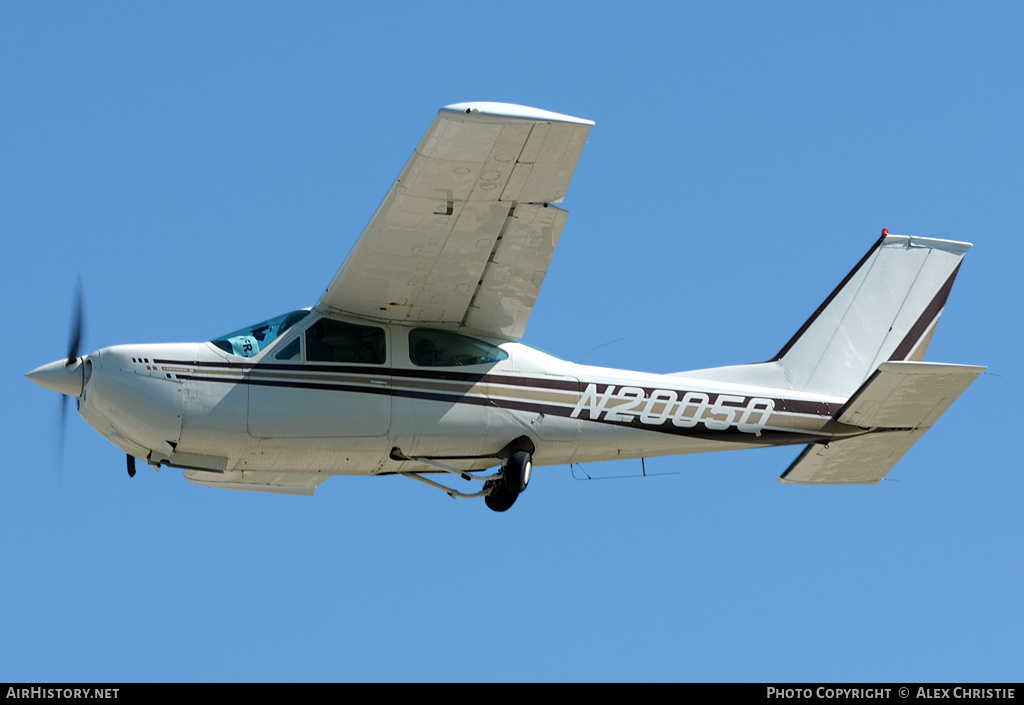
27 102 984 511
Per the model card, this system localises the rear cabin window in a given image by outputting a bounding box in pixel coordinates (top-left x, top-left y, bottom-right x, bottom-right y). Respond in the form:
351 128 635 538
408 329 508 367
305 319 386 364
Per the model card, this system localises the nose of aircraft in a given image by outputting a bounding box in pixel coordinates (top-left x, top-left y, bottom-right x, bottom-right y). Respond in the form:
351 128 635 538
26 357 88 397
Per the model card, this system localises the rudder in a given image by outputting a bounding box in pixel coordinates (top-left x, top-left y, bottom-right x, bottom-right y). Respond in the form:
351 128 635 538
771 234 971 398
687 234 973 399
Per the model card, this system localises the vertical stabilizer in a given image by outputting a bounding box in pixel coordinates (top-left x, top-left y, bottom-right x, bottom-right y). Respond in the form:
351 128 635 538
684 234 973 400
773 235 970 398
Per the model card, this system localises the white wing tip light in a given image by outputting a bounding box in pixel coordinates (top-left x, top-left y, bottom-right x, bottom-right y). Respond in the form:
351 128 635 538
442 101 595 126
880 229 973 254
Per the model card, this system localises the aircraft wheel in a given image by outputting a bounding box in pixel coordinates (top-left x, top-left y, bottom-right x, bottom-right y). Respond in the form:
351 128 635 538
504 450 532 493
484 479 518 512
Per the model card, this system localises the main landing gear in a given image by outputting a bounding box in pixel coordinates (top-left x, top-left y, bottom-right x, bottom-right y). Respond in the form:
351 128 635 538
484 450 532 513
393 442 534 513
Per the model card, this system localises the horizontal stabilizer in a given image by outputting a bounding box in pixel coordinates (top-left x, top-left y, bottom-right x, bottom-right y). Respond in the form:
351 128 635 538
780 361 984 485
837 361 985 429
779 430 925 485
184 469 329 496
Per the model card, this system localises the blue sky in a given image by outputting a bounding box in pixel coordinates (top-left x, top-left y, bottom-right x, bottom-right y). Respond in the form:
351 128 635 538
2 2 1020 682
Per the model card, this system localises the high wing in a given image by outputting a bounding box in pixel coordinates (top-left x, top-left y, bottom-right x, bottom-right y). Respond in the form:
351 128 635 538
317 102 593 340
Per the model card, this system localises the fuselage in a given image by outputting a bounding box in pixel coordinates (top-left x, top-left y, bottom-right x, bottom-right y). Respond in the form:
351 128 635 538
72 310 862 479
24 102 979 498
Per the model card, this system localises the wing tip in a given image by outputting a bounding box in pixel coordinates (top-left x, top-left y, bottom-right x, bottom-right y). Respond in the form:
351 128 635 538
442 102 594 126
882 233 974 253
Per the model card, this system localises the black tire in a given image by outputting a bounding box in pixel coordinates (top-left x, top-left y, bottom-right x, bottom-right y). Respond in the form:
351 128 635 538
484 480 518 512
504 450 532 494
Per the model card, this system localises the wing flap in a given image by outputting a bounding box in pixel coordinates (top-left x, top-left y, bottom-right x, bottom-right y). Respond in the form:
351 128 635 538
462 203 568 336
318 103 592 339
333 196 512 326
184 469 330 497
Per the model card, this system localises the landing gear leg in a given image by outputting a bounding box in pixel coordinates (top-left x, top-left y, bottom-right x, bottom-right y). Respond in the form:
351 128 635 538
484 450 532 513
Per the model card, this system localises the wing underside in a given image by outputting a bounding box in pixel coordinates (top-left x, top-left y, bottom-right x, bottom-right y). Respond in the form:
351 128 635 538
318 102 593 340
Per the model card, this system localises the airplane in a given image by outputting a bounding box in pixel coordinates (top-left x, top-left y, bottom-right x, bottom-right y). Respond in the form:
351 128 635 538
27 101 984 512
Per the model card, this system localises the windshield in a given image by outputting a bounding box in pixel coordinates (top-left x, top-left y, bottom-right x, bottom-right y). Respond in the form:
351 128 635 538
211 310 310 358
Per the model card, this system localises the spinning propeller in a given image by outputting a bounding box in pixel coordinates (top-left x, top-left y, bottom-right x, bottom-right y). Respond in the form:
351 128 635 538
59 279 85 446
27 281 136 478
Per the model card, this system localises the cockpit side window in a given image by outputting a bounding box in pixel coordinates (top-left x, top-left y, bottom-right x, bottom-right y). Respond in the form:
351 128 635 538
274 336 301 361
211 310 310 358
305 319 386 364
408 328 508 367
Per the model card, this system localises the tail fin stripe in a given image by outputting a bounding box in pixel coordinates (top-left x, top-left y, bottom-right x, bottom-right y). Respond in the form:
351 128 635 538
888 264 960 362
681 234 974 402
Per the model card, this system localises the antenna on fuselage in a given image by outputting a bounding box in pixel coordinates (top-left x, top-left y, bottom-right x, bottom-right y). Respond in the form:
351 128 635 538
569 460 679 481
577 337 624 365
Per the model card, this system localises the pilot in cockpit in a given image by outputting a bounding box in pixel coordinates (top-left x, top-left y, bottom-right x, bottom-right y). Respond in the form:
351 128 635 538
305 320 334 362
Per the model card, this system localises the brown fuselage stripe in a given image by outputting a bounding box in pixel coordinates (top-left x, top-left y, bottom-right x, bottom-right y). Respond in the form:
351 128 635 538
167 361 841 417
179 371 821 446
157 359 580 391
173 360 841 447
